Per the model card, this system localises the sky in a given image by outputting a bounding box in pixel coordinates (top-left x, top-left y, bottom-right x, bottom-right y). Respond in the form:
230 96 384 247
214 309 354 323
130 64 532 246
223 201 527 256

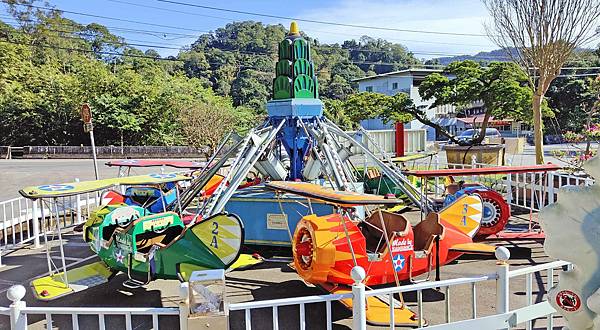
0 0 500 59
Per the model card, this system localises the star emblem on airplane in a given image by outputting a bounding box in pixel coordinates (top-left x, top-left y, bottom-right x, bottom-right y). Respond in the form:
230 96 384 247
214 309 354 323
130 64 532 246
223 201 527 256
393 254 405 272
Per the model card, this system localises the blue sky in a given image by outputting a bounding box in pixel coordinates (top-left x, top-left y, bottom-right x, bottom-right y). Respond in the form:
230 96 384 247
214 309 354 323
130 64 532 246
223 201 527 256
1 0 499 59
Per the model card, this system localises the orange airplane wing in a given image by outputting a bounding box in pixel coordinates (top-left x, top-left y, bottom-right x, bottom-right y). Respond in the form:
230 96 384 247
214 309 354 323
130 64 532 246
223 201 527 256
265 181 401 206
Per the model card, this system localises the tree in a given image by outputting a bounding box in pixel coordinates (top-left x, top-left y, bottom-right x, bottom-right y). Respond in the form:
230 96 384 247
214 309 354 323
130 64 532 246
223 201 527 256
179 102 237 156
548 75 600 153
417 60 551 144
340 92 412 128
483 0 600 163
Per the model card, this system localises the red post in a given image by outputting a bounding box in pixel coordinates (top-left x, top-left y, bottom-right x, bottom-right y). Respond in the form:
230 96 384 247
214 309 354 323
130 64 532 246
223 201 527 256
395 122 405 157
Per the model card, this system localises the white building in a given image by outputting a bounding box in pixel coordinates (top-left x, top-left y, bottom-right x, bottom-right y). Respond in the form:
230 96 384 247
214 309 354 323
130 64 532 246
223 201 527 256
354 68 459 141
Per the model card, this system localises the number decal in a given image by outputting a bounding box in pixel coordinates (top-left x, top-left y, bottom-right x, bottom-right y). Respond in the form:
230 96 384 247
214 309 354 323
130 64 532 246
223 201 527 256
461 203 468 226
211 221 219 248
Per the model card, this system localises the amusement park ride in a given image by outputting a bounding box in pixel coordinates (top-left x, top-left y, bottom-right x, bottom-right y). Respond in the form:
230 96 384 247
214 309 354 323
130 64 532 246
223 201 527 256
16 21 560 326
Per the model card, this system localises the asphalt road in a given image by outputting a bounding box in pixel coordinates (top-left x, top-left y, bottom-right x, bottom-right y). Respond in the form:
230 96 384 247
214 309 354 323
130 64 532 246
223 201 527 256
0 142 588 201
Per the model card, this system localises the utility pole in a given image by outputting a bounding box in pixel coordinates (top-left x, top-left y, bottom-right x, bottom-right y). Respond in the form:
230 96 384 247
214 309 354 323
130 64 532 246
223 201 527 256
81 103 99 180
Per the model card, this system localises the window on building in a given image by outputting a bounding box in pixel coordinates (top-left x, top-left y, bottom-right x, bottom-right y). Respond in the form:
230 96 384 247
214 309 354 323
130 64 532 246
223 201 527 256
392 82 398 90
365 86 373 92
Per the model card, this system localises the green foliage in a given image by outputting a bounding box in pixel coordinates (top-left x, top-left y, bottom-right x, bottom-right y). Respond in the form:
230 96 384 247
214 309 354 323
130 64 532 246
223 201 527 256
547 76 600 132
0 6 255 146
322 92 412 129
417 60 552 143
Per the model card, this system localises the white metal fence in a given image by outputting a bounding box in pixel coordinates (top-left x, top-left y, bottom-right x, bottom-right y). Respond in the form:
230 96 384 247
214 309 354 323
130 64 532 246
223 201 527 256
1 249 569 330
0 190 100 266
348 129 427 155
403 154 595 212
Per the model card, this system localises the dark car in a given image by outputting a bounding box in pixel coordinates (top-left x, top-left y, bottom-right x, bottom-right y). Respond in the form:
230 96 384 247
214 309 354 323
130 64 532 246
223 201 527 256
451 128 502 145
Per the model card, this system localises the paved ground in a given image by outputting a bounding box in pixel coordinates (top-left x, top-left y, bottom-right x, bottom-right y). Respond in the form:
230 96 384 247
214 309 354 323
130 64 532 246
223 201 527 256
0 213 564 330
0 152 573 329
0 158 203 201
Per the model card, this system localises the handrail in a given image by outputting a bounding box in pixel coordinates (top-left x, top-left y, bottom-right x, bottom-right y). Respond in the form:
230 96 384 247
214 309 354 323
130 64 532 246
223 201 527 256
228 292 353 311
508 260 570 278
21 306 179 315
365 273 497 296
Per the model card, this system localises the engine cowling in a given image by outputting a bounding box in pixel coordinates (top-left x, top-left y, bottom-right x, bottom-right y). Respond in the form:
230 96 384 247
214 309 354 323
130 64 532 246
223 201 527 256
292 213 368 285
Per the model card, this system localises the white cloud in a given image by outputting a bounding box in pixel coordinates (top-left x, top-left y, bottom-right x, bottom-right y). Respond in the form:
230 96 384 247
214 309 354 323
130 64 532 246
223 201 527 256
297 0 498 58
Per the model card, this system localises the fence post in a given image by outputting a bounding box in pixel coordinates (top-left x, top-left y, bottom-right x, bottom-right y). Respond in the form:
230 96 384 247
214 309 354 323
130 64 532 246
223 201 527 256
75 179 82 224
547 172 555 204
434 154 440 197
351 266 366 330
179 282 189 330
8 285 27 330
31 200 40 249
495 247 511 330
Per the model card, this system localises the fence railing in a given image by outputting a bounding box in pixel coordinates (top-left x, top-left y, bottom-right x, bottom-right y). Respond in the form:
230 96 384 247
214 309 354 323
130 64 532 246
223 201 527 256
226 247 566 330
2 248 568 330
346 129 427 156
402 154 595 212
0 188 99 266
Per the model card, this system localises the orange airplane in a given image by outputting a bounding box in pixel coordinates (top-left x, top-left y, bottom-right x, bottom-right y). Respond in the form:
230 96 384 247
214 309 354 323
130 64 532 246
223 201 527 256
265 181 495 327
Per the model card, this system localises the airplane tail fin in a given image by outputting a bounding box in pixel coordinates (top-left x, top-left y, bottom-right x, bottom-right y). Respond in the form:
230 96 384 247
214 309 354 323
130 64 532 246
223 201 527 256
438 194 483 238
188 213 244 268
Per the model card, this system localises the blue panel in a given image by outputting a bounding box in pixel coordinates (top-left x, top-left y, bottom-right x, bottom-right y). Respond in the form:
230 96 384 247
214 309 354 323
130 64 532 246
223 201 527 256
223 187 334 246
266 98 324 118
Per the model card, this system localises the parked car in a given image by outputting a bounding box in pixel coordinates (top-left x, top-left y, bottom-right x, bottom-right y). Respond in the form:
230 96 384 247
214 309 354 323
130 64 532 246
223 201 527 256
450 128 502 145
525 133 565 145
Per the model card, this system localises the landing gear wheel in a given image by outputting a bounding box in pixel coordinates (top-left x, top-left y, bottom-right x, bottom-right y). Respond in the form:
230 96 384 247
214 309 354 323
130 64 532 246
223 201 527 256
472 189 510 236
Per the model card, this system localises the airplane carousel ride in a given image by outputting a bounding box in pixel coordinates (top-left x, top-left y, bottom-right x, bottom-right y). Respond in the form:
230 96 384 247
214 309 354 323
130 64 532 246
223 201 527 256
14 21 557 328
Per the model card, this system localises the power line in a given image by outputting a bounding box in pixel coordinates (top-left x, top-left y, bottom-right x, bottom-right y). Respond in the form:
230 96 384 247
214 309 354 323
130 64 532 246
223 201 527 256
106 0 232 22
3 3 496 57
9 2 206 33
0 14 202 40
156 0 489 38
104 0 493 47
0 37 185 61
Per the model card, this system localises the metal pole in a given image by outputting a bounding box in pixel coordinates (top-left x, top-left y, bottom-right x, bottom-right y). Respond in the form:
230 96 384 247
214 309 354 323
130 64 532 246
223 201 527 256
8 285 27 330
32 199 41 248
351 266 366 330
495 247 511 330
89 130 99 180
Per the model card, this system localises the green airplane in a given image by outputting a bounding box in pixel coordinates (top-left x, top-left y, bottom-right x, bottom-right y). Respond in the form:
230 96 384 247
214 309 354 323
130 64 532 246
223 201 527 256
20 173 249 300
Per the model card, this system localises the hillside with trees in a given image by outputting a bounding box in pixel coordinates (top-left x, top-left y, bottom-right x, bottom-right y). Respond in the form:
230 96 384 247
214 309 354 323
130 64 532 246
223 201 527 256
1 0 600 148
0 2 422 146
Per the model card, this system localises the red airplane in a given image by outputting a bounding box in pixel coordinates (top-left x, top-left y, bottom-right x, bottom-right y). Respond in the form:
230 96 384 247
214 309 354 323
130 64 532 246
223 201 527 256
265 181 495 327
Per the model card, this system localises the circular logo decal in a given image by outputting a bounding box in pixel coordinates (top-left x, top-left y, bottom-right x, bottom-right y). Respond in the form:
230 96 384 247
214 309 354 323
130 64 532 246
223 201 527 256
149 173 176 179
556 290 581 312
392 254 406 272
38 184 75 192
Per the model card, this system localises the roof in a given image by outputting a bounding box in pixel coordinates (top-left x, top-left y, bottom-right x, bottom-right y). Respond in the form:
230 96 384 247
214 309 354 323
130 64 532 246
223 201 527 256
456 116 513 124
352 68 443 82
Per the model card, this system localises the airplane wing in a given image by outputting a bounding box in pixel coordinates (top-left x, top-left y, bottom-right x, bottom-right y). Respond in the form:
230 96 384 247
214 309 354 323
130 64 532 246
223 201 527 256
449 242 496 254
19 173 190 199
404 164 561 178
390 151 436 163
106 159 207 169
322 283 422 327
31 261 114 301
265 181 401 206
